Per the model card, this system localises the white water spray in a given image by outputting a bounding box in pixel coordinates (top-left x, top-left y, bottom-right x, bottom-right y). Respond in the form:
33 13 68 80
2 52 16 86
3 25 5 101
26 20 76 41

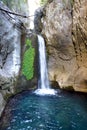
34 35 56 95
38 35 49 89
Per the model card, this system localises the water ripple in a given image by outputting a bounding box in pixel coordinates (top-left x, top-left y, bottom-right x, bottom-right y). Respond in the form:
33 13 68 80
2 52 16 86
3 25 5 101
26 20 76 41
0 91 87 130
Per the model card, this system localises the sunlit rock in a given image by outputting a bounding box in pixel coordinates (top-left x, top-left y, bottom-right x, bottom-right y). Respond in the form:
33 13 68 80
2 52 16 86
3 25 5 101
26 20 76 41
41 0 87 92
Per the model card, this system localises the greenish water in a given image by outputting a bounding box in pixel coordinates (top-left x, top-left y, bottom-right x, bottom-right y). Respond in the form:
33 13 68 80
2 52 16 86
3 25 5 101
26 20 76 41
0 90 87 130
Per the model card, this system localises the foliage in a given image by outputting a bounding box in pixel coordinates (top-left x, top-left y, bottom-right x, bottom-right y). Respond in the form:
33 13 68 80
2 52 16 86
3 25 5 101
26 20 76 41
70 0 74 6
22 39 35 80
40 0 48 5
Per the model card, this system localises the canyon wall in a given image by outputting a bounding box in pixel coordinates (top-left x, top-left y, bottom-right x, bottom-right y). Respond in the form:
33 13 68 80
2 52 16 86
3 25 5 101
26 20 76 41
41 0 87 92
0 1 39 116
0 2 21 116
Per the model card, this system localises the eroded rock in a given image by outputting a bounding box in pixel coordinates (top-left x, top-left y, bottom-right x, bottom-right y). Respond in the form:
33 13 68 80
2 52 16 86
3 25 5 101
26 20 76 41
0 2 21 116
72 0 87 92
41 0 87 92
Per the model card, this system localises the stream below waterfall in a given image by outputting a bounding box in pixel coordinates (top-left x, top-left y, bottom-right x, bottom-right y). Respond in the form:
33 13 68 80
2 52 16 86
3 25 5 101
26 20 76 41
0 90 87 130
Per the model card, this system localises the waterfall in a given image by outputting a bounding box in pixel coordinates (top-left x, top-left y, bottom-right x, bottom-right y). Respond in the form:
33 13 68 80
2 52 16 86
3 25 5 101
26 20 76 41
34 35 56 95
38 35 49 89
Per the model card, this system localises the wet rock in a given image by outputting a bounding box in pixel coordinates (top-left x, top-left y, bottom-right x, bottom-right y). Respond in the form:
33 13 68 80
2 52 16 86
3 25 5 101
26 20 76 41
50 81 60 89
16 33 39 92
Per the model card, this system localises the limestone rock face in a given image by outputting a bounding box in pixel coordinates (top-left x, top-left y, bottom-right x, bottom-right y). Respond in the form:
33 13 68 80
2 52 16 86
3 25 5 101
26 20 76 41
0 2 21 116
41 0 87 92
0 4 21 92
72 0 87 92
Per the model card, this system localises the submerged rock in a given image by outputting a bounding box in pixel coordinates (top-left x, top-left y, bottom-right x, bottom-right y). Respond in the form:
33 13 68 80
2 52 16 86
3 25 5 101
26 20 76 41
41 0 87 92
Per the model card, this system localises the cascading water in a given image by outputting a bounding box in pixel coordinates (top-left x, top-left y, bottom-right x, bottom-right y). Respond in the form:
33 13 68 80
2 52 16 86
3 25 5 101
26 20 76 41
38 35 49 89
35 35 56 95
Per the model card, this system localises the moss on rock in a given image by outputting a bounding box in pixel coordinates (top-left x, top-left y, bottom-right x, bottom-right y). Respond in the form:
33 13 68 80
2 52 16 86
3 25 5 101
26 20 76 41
22 39 35 80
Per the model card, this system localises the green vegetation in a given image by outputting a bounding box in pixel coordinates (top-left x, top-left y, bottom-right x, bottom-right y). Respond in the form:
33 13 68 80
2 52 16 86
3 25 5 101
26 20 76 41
40 0 48 5
70 0 74 6
22 39 35 80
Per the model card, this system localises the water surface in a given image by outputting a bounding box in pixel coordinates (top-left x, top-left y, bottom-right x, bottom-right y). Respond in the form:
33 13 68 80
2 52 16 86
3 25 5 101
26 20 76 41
0 90 87 130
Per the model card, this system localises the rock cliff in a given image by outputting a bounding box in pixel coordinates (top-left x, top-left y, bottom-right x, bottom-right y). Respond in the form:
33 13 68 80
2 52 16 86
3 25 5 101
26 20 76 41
0 2 21 116
40 0 87 92
0 0 87 117
0 1 39 116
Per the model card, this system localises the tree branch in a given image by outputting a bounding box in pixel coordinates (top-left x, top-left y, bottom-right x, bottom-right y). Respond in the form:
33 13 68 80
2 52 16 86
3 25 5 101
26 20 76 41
0 7 34 18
